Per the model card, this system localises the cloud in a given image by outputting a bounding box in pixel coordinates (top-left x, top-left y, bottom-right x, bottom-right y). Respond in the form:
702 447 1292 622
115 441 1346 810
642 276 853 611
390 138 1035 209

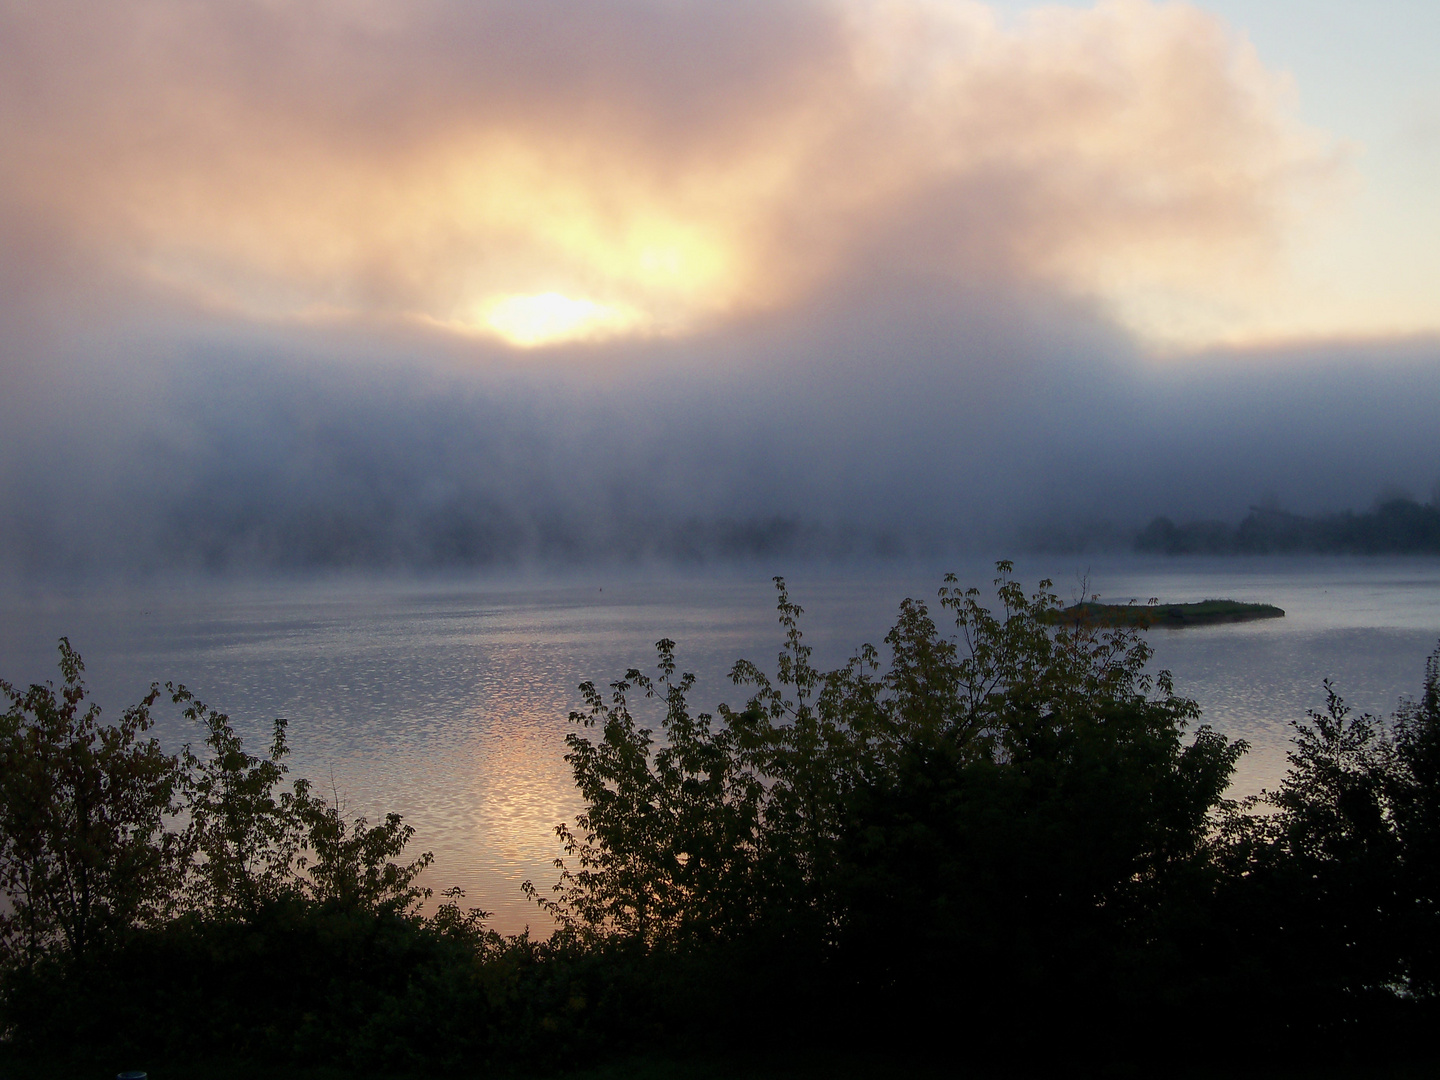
3 281 1437 576
2 0 1433 577
0 0 1338 350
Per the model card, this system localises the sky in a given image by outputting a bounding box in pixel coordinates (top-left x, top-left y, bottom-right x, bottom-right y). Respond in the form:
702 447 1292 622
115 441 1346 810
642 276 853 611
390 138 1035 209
1 0 1437 572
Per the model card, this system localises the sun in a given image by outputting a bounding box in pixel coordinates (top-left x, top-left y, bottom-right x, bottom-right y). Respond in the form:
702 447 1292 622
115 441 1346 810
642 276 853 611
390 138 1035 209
475 292 643 348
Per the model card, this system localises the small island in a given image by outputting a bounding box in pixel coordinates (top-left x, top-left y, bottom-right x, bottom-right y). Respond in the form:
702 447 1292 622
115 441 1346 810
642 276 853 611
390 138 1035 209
1045 599 1285 628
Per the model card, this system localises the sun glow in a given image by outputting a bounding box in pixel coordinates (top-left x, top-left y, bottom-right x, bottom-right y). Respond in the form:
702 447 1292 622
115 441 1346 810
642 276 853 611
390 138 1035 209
4 0 1404 353
475 293 644 348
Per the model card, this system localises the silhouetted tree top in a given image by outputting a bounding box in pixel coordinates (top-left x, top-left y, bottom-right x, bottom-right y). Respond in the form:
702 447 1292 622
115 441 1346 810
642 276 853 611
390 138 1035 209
529 563 1244 973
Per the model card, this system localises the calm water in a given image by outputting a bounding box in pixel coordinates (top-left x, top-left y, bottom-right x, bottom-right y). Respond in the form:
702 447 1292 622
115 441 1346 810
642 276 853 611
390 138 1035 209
2 556 1438 934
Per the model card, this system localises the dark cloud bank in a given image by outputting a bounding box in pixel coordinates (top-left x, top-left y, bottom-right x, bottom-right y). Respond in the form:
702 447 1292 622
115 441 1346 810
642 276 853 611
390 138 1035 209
4 290 1438 577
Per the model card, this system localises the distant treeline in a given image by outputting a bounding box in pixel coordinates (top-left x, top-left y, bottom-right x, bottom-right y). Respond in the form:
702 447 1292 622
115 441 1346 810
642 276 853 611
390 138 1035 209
1138 496 1440 555
3 567 1439 1075
161 509 901 569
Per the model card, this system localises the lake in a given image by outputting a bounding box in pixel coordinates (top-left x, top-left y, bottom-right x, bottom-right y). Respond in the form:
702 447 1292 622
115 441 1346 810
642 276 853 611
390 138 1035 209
2 555 1438 934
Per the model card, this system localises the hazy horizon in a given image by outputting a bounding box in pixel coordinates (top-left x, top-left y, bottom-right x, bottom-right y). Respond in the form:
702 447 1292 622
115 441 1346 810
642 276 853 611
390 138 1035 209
2 1 1437 575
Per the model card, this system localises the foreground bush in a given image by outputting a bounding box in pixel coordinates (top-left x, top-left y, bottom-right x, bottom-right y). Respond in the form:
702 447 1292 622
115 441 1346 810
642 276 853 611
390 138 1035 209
528 566 1439 1057
2 567 1438 1071
529 565 1245 1048
0 644 500 1069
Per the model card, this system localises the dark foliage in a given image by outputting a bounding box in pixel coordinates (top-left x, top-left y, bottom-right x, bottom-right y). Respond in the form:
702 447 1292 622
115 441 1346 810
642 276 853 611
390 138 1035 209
526 567 1440 1062
3 570 1440 1073
0 643 183 967
524 566 1246 1054
1191 654 1440 1059
0 649 486 1071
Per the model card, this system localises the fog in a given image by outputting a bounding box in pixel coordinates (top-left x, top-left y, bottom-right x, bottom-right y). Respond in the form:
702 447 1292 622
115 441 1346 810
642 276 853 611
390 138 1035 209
3 285 1437 576
1 0 1436 576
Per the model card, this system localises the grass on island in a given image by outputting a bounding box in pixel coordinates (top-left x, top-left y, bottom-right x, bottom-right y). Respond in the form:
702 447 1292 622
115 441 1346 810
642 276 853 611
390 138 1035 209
1044 598 1285 628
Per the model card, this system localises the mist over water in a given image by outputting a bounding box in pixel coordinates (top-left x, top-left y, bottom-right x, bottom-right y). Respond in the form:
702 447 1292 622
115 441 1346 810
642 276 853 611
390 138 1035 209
4 295 1437 938
3 555 1436 934
4 11 1440 1067
3 0 1437 576
2 0 1439 948
3 307 1439 576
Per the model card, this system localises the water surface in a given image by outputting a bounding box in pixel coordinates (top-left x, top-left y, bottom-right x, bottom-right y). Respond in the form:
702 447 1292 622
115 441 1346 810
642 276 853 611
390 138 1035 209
2 556 1437 933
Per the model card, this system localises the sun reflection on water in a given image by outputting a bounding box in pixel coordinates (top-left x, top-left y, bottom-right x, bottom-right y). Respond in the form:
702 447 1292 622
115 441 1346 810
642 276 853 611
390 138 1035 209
3 562 1438 934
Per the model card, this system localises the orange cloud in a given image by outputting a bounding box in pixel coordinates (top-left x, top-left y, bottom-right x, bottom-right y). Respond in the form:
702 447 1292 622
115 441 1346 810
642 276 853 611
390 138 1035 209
0 0 1341 349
